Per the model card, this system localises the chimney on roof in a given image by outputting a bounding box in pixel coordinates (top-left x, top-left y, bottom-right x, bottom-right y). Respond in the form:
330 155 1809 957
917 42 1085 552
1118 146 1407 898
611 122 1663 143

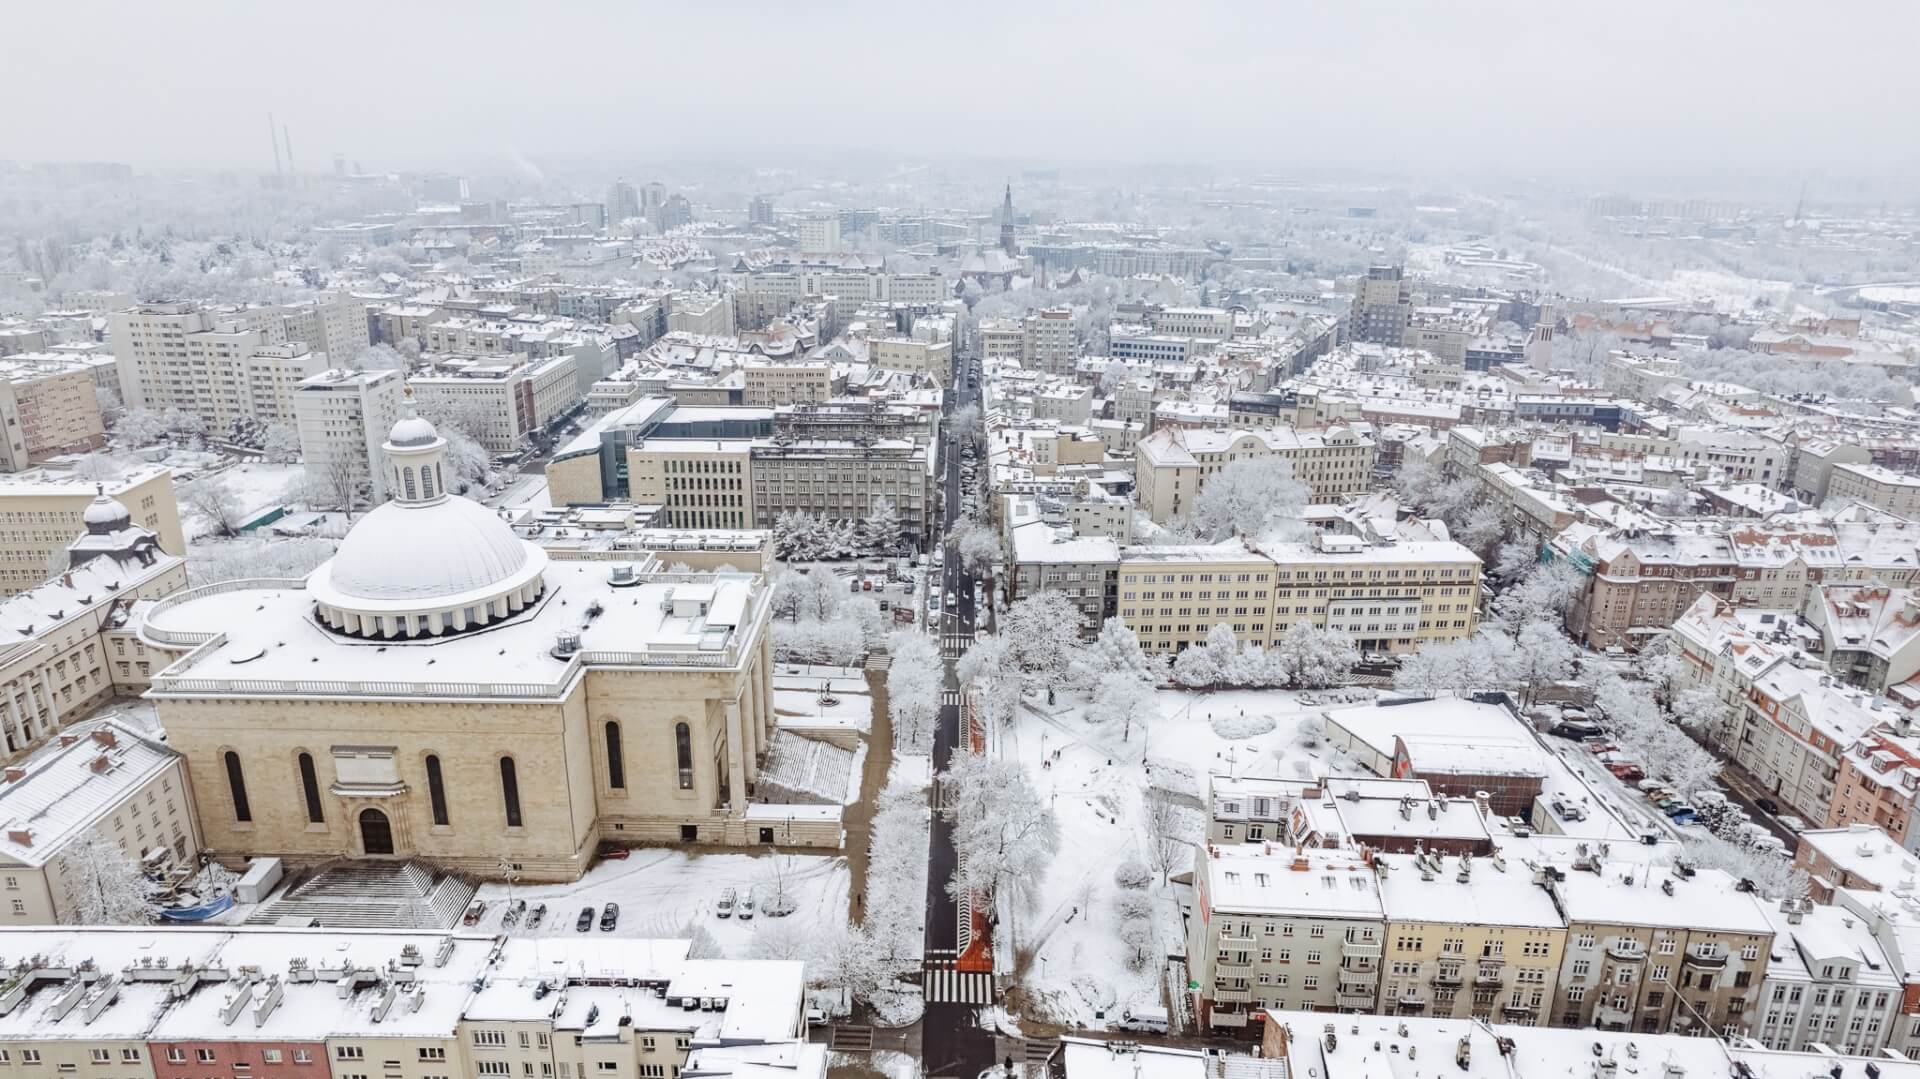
6 828 29 847
58 734 77 747
90 728 117 749
88 756 110 775
3 767 23 783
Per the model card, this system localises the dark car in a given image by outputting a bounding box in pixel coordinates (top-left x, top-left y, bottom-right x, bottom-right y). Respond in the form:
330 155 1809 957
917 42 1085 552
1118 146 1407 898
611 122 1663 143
1755 797 1781 816
576 906 595 932
599 903 620 932
1549 721 1604 740
526 903 546 930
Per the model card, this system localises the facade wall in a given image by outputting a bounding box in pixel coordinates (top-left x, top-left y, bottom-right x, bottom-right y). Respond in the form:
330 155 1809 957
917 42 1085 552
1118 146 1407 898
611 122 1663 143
0 471 183 594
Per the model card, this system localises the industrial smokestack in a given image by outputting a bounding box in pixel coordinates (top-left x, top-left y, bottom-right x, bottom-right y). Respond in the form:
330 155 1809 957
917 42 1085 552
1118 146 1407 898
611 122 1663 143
283 125 296 177
269 113 282 175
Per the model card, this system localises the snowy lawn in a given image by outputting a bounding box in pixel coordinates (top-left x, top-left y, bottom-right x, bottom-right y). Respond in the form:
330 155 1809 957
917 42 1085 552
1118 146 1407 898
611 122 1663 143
1001 685 1377 1026
471 849 849 960
774 670 874 728
182 462 303 535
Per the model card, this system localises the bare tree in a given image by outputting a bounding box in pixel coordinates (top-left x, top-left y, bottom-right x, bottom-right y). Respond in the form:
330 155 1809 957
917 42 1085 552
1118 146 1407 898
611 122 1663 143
1143 794 1196 884
183 477 245 537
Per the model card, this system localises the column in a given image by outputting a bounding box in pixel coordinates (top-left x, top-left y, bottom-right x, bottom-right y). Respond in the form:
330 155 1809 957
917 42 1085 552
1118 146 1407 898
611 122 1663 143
35 672 58 728
8 689 27 743
723 700 747 811
742 687 759 785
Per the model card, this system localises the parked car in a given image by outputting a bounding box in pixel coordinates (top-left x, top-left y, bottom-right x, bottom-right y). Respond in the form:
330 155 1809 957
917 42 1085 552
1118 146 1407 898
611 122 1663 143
1663 802 1697 819
738 892 755 921
848 577 862 593
462 901 486 926
501 899 527 929
576 906 595 932
717 887 737 918
598 843 629 861
599 903 620 931
1116 1006 1170 1034
903 579 915 594
862 578 873 591
1755 797 1781 816
1550 721 1604 740
1779 815 1808 832
1608 762 1646 783
526 903 546 930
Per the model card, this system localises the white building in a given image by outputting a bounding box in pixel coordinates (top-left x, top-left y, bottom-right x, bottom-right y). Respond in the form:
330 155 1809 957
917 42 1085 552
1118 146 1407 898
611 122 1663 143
293 368 406 505
408 354 578 454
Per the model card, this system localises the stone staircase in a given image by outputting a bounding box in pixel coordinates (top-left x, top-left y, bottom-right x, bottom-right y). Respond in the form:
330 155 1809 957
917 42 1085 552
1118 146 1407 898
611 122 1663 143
756 729 857 805
245 861 476 930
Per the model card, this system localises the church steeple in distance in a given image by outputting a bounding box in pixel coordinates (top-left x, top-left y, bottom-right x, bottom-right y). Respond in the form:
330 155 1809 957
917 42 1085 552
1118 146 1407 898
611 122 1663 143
999 183 1018 256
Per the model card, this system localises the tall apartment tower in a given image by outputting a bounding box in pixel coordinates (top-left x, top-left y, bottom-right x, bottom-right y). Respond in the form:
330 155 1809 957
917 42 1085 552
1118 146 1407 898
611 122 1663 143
999 185 1018 255
293 368 406 506
748 196 775 226
1348 265 1412 346
606 178 641 224
1527 303 1557 371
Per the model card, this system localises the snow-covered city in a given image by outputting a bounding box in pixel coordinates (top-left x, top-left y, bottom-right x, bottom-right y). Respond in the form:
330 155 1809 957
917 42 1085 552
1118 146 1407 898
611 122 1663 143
3 5 1920 1077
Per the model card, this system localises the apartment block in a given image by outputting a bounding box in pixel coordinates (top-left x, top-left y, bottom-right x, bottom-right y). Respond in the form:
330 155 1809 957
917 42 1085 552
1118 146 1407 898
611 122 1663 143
1114 532 1480 655
625 439 754 529
1376 850 1566 1026
0 717 201 923
1133 425 1377 524
1186 844 1386 1029
1349 266 1411 346
408 354 577 454
108 301 346 431
1023 308 1078 375
0 354 108 470
293 368 407 505
1830 462 1920 518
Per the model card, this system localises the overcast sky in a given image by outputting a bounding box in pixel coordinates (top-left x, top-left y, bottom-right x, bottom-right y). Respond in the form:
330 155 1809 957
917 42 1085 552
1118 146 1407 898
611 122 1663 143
6 0 1916 182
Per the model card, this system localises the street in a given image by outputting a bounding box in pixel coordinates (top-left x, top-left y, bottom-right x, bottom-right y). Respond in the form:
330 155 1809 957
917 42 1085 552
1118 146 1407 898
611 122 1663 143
919 351 995 1078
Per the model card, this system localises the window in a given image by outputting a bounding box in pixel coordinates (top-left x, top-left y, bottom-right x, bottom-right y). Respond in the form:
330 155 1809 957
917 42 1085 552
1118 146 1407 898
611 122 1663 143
297 752 324 824
426 754 449 826
419 1050 446 1062
224 751 251 822
473 1031 508 1047
263 1051 282 1064
500 757 522 827
675 722 693 789
597 1066 618 1074
335 1048 363 1061
479 1065 511 1077
166 1051 186 1064
89 1051 109 1064
199 1050 218 1063
605 721 626 790
294 1051 312 1064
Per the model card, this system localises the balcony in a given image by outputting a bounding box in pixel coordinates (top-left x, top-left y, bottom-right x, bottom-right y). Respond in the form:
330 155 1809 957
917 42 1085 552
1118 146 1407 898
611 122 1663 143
1474 971 1505 988
1212 986 1253 1004
1396 994 1428 1010
1341 938 1383 959
1339 956 1378 974
1606 942 1647 962
1501 1002 1534 1018
1430 969 1464 988
1684 946 1727 968
1595 1006 1632 1028
1338 989 1377 1009
1215 953 1252 968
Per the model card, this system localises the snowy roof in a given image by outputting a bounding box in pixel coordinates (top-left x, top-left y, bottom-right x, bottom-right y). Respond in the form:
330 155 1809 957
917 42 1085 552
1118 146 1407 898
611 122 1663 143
0 719 181 867
142 560 767 697
1374 852 1563 928
1326 699 1531 767
1060 1038 1288 1079
1799 823 1920 891
1200 845 1384 919
0 550 176 644
1547 863 1772 933
1009 520 1119 566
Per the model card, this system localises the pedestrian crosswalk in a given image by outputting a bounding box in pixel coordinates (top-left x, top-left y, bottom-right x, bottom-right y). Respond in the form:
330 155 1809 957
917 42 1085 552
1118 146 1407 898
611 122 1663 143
923 967 995 1004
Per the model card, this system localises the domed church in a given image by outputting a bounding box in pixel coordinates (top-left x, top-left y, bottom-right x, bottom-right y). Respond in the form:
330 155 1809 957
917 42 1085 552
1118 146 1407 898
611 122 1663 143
139 414 813 881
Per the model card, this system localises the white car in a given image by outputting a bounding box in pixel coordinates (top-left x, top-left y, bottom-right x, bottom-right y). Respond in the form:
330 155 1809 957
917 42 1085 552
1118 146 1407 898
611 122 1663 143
928 590 942 613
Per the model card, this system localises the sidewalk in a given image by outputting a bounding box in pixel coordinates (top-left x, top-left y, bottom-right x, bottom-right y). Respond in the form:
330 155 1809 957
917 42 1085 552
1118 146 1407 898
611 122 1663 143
841 668 896 924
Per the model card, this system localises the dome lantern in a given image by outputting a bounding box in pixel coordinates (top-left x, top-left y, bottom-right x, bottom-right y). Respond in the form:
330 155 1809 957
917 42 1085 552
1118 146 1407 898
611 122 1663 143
384 400 449 506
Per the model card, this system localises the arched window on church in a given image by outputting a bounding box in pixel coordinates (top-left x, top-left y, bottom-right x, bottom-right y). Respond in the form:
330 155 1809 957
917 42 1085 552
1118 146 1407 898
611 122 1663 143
425 754 449 826
674 722 693 790
605 721 626 790
297 752 323 824
420 466 434 499
224 751 251 823
403 466 417 500
500 757 522 827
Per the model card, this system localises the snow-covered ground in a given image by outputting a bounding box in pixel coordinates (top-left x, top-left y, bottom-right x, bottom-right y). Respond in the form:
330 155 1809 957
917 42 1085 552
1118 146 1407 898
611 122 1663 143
181 462 303 535
1002 686 1377 1026
773 670 873 730
471 849 849 959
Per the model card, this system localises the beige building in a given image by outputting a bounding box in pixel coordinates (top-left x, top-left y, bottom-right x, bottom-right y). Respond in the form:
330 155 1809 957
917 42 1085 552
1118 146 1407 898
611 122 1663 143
409 353 578 453
750 439 933 547
1377 851 1567 1026
868 335 952 382
108 299 359 431
1187 844 1386 1029
0 496 186 762
0 717 201 924
1830 461 1920 518
1544 859 1773 1036
140 416 812 883
0 466 184 595
0 355 107 470
740 361 839 408
1115 532 1480 656
1349 265 1411 346
1133 425 1377 524
626 439 755 529
1022 308 1077 375
294 368 407 506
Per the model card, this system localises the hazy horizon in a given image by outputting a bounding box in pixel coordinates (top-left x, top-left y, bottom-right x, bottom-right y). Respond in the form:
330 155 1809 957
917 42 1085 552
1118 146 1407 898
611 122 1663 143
5 0 1918 190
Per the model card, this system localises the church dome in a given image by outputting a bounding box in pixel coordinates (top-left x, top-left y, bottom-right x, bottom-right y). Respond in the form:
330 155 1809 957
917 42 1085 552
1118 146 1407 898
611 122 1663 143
387 414 440 448
316 497 543 603
305 406 547 639
82 493 131 529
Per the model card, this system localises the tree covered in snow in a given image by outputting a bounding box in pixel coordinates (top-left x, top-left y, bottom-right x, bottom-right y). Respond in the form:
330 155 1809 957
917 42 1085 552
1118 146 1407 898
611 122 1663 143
771 617 867 666
1171 623 1237 689
183 476 245 537
861 498 904 555
111 407 168 451
957 635 1020 726
1492 540 1540 582
56 833 158 926
886 630 942 753
1683 832 1810 903
1189 456 1309 541
1088 671 1158 741
941 753 1059 910
1273 622 1360 689
1069 616 1162 690
1508 619 1579 708
1491 559 1586 632
261 422 301 464
438 428 491 494
1671 686 1736 746
355 343 409 371
860 773 930 977
946 517 1001 577
1000 591 1081 688
1142 792 1200 886
189 535 336 584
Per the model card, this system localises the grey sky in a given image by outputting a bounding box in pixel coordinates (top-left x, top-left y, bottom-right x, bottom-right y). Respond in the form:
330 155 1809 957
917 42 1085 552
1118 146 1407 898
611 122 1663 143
6 0 1915 179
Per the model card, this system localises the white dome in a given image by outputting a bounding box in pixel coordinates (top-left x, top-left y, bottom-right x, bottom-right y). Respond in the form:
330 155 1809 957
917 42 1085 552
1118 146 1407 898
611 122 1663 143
313 496 543 605
82 495 131 527
388 414 440 448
